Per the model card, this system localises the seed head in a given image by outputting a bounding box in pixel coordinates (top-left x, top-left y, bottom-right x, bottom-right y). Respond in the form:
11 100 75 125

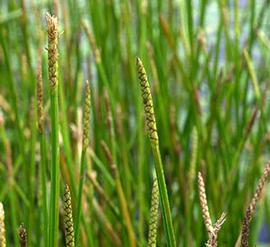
241 161 270 247
136 57 158 146
46 13 58 91
0 203 6 247
198 172 214 236
64 185 75 247
148 177 160 247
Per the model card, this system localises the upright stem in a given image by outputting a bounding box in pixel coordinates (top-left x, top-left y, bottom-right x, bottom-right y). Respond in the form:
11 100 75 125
46 14 60 247
136 57 176 247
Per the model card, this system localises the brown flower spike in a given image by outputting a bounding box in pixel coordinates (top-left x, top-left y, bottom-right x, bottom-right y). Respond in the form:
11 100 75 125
136 57 159 146
46 13 58 91
241 161 270 247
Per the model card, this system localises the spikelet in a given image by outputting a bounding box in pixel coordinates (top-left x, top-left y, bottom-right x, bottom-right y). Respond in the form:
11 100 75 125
148 177 160 247
36 54 44 133
241 161 270 247
64 185 75 247
198 172 214 236
46 13 58 92
82 81 91 151
206 213 226 247
0 203 6 247
18 224 27 247
213 213 226 234
136 57 159 146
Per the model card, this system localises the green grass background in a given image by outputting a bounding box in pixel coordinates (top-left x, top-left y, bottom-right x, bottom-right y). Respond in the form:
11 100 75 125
1 0 270 246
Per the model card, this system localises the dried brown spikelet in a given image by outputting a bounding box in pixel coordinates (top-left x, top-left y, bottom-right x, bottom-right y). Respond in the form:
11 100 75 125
64 185 75 247
0 202 6 247
136 57 159 146
198 172 214 236
37 55 44 133
46 13 58 91
18 224 27 247
148 177 160 247
83 81 91 150
241 161 270 247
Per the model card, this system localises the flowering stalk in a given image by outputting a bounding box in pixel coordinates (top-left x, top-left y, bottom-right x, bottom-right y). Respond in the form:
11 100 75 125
136 57 176 247
46 13 60 247
74 81 91 245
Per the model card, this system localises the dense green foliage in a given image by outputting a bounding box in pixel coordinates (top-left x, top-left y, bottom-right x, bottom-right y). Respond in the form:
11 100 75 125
1 0 270 246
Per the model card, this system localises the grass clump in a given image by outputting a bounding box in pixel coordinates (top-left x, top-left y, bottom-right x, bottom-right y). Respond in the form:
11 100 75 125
2 1 270 246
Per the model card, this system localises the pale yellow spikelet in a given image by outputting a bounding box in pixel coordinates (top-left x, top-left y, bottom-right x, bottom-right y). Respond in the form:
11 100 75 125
82 81 91 150
64 185 75 247
136 57 159 146
0 202 6 247
148 177 160 247
241 161 270 247
206 213 226 247
46 13 58 91
198 172 214 236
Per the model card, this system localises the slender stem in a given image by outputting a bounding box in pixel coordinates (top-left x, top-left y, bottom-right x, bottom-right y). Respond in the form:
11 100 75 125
47 14 60 247
49 91 60 247
152 145 176 247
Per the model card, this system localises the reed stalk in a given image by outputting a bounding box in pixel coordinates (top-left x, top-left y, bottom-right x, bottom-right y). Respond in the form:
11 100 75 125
101 140 136 247
46 13 60 247
136 57 176 247
74 81 91 245
36 51 48 246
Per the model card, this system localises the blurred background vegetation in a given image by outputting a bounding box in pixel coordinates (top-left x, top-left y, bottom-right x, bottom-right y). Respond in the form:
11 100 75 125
1 0 270 246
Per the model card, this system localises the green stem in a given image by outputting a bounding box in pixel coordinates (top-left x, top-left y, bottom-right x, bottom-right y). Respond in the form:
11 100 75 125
152 144 176 247
49 91 60 247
